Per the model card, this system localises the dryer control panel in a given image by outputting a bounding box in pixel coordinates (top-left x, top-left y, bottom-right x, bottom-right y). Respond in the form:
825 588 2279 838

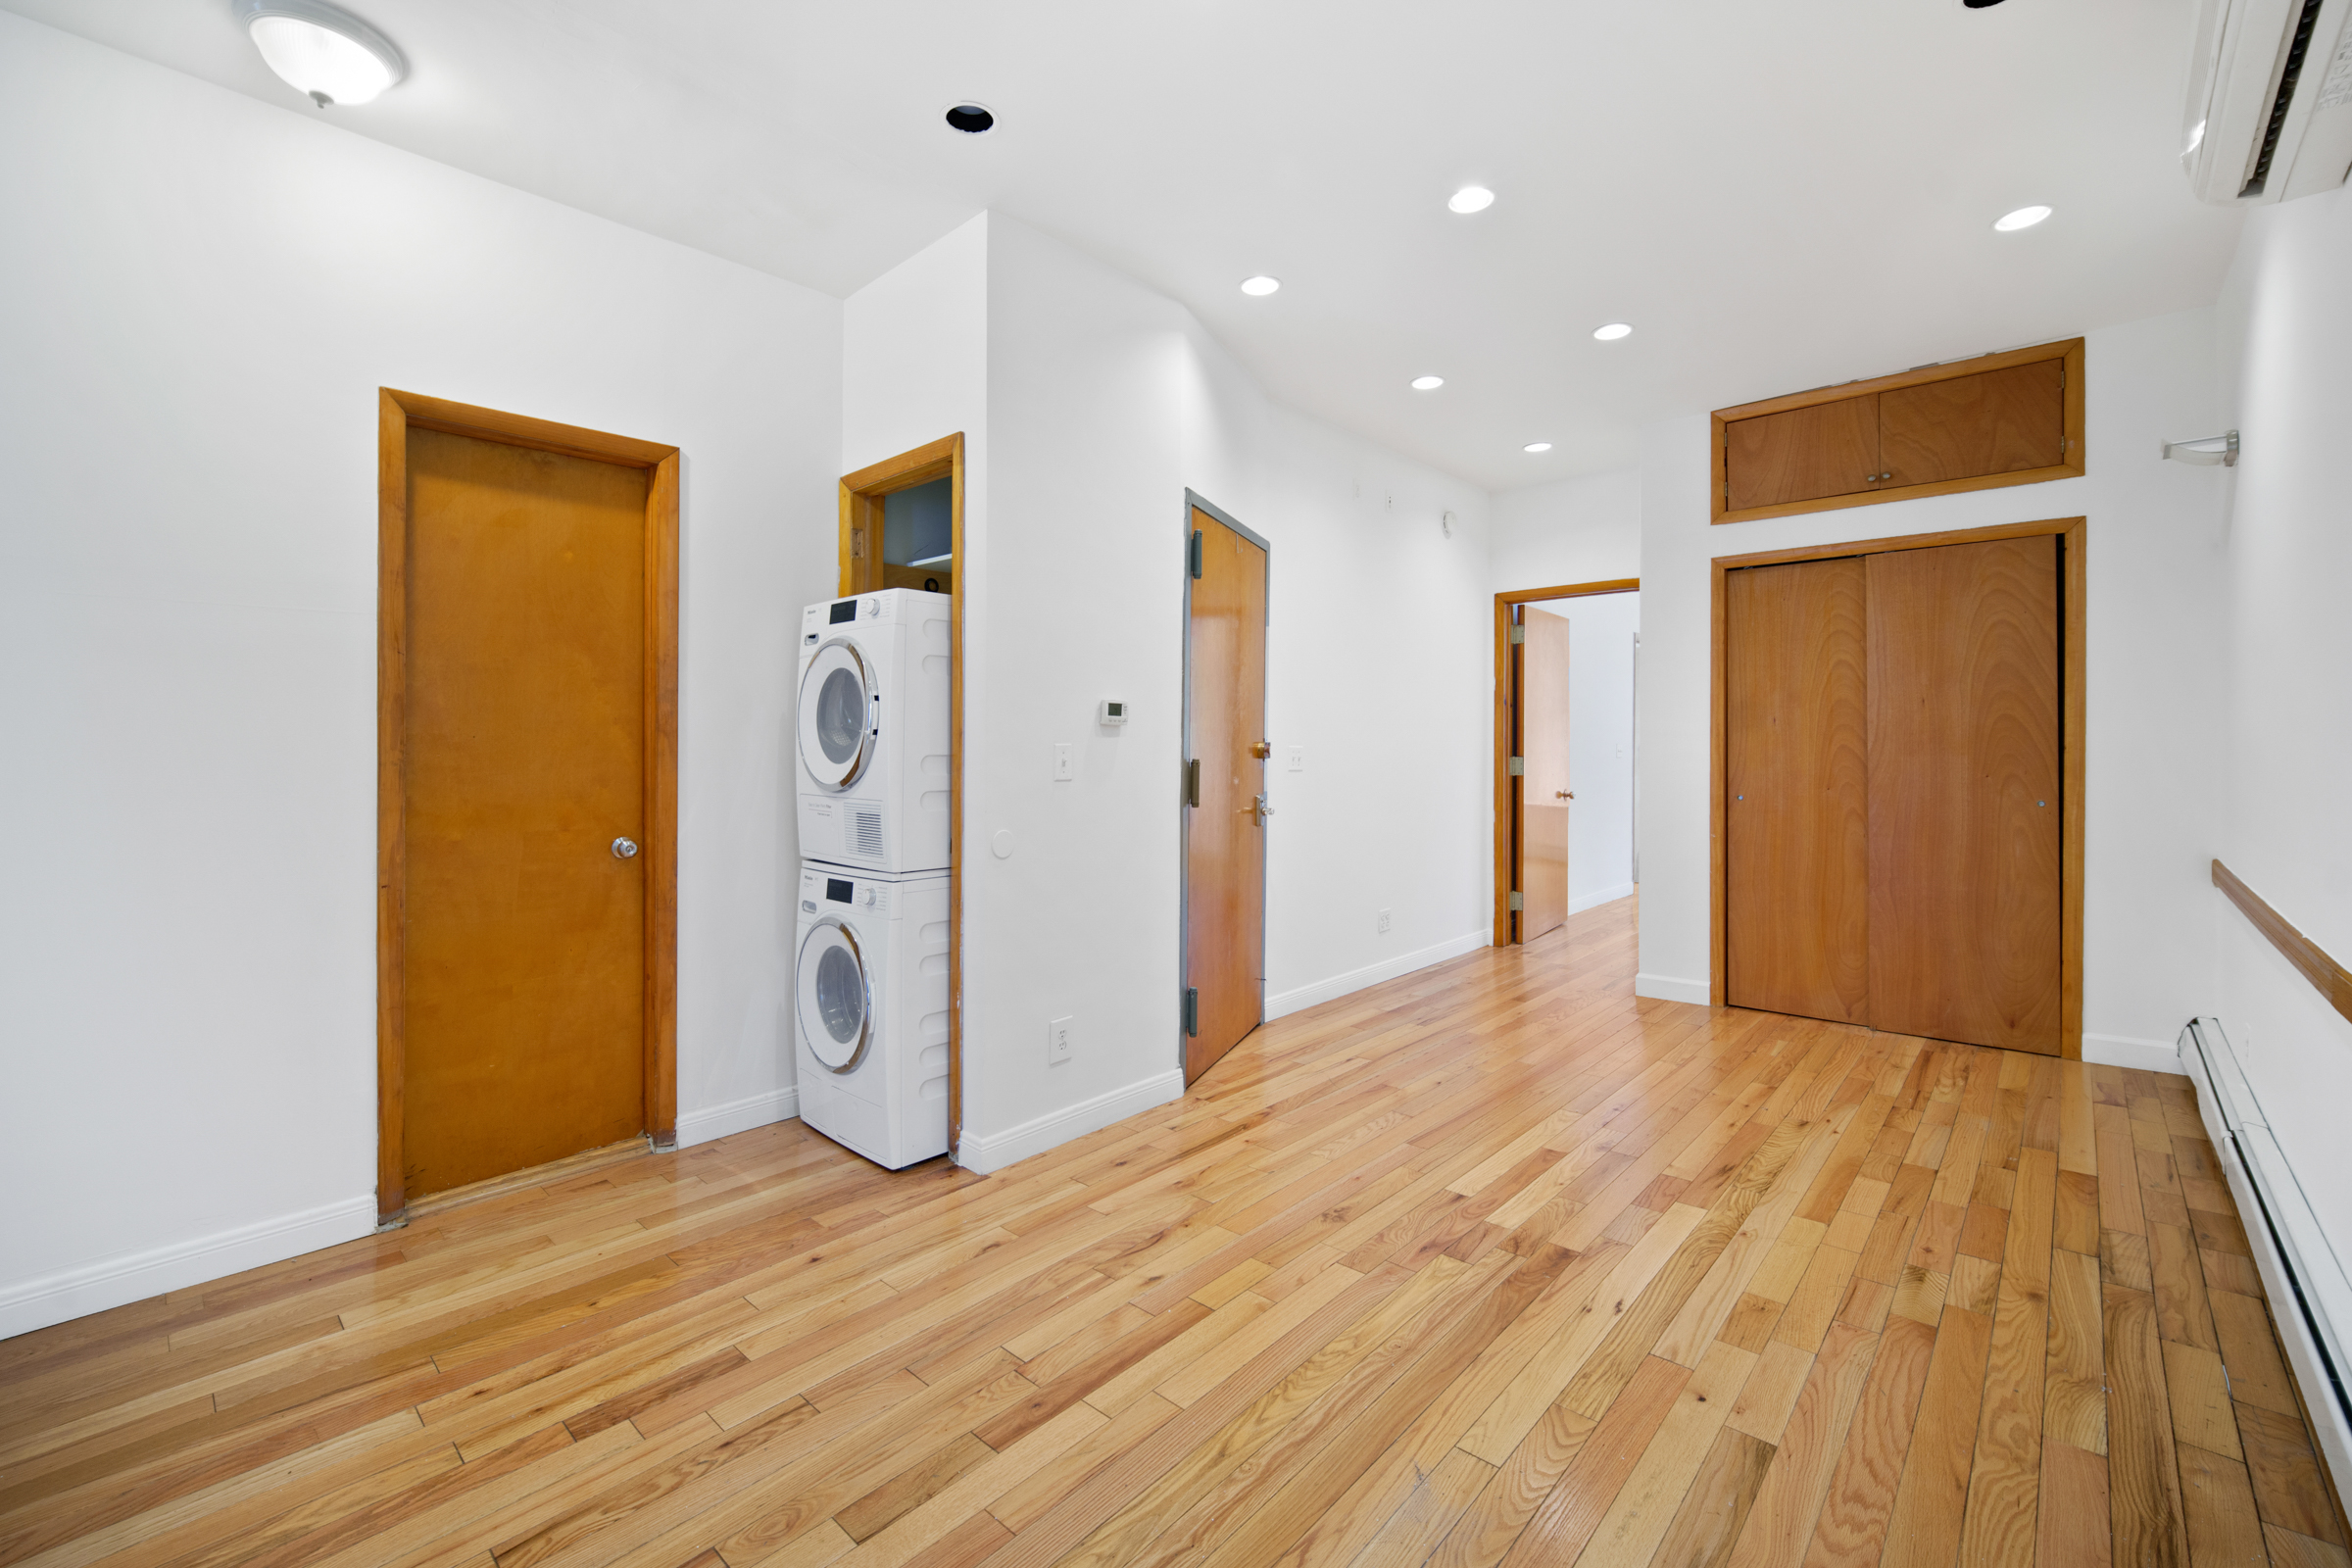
802 867 890 913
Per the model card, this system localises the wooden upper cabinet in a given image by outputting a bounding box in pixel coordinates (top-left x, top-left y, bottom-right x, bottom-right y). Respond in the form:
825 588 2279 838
1713 338 2082 524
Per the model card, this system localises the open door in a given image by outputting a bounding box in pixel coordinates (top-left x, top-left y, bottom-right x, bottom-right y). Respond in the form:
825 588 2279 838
1182 498 1269 1085
1517 606 1572 941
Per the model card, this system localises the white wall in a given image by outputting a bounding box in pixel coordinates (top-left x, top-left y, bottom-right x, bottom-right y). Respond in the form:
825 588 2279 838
1492 468 1642 590
0 16 842 1337
2211 180 2352 1242
1634 310 2230 1069
1524 595 1642 914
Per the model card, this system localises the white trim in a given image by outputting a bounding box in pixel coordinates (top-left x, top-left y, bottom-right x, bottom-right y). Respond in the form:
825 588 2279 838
2081 1032 2184 1074
675 1084 801 1150
1265 929 1489 1021
1635 971 1711 1005
0 1194 375 1341
1567 884 1638 918
956 1069 1184 1175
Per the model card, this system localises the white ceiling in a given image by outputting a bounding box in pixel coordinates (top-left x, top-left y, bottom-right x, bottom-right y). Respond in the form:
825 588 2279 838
8 0 2244 490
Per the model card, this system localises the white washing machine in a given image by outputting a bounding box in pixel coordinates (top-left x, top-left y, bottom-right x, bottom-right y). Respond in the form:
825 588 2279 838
794 862 952 1169
797 589 951 875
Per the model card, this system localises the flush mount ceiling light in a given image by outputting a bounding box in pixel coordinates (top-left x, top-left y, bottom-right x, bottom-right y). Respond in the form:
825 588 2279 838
1523 442 1554 453
1592 322 1633 341
237 0 405 108
1410 375 1446 391
1993 204 2052 231
1240 275 1281 296
944 103 996 134
1447 186 1495 214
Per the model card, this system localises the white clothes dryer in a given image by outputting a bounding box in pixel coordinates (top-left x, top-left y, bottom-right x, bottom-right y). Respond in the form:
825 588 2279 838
793 862 951 1169
797 589 952 875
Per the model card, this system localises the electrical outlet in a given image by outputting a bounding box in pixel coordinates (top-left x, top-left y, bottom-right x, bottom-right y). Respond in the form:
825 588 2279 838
1287 746 1304 772
1047 1015 1074 1065
1377 908 1392 934
1053 743 1073 781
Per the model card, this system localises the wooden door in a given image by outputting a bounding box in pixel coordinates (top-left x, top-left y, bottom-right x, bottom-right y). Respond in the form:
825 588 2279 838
1725 558 1870 1024
1867 535 2063 1054
1184 509 1267 1084
402 428 651 1197
1880 361 2066 487
1724 397 1881 513
1517 606 1572 941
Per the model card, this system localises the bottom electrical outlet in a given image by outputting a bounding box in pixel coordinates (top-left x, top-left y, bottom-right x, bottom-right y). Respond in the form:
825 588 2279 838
1377 908 1392 934
1048 1014 1074 1065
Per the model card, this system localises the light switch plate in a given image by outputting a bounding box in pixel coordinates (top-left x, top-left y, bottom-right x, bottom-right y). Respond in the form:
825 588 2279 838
1053 743 1073 781
1048 1015 1074 1065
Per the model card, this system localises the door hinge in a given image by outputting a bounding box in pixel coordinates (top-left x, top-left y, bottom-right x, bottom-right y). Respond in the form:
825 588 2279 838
1184 988 1199 1037
1508 891 1524 911
1508 624 1525 645
850 526 866 560
1185 758 1200 807
1508 757 1524 776
1189 529 1203 579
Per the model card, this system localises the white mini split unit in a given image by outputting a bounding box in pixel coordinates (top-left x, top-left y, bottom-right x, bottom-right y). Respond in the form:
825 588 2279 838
2183 0 2352 204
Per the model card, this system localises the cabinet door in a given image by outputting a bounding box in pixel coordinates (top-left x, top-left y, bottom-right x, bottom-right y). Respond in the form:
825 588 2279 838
1867 536 2063 1054
1725 557 1870 1025
1724 396 1880 513
1880 361 2065 486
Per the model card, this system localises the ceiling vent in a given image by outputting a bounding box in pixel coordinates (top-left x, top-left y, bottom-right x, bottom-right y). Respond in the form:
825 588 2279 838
2182 0 2352 203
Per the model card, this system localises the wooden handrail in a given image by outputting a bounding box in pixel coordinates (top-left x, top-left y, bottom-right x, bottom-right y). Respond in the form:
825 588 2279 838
2214 859 2352 1028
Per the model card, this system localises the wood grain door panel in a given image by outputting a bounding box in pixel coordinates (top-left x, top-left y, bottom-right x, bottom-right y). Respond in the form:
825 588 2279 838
1184 511 1267 1084
1519 607 1572 940
1725 558 1870 1024
404 428 649 1197
1724 396 1881 513
1866 535 2063 1054
1880 361 2066 488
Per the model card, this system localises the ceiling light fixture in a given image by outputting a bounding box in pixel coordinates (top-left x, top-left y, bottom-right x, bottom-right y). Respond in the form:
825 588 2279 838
1523 442 1553 453
1592 322 1633 341
944 103 996 134
1240 275 1281 296
1447 186 1495 215
1410 375 1446 391
238 0 405 107
1993 204 2052 231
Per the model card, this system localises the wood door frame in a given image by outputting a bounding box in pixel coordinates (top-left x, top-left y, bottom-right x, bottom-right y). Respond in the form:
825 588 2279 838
376 388 680 1223
1710 337 2085 525
1491 579 1641 946
1180 491 1270 1076
1709 515 2086 1056
837 434 965 1156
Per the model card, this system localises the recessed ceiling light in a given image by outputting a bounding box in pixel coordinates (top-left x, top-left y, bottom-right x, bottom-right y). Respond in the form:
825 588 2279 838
1410 375 1446 391
944 103 996 134
238 0 405 107
1240 275 1281 297
1592 322 1633 341
1993 205 2051 231
1447 186 1495 215
1523 442 1553 453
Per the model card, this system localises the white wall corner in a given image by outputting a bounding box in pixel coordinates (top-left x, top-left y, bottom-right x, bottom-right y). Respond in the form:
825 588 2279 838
1266 930 1490 1022
675 1085 802 1150
2082 1032 2187 1075
0 1194 376 1341
956 1069 1184 1176
1635 972 1711 1005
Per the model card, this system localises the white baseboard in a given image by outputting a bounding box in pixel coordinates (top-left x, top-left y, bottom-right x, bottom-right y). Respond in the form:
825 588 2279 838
1568 884 1638 917
957 1069 1184 1176
2082 1033 2185 1075
1635 972 1711 1005
0 1194 376 1342
1265 929 1490 1022
676 1084 801 1150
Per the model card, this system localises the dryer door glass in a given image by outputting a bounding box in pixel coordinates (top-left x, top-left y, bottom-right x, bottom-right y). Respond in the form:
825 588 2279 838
798 641 874 792
797 921 871 1073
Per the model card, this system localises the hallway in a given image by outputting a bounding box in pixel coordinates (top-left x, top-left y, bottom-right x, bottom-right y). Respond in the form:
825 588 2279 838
1 896 2339 1568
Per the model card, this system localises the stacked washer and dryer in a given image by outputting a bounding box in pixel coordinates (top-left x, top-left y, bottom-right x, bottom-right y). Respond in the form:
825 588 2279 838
792 589 953 1169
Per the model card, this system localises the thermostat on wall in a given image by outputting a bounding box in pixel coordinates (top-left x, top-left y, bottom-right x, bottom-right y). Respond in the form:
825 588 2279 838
1099 700 1128 726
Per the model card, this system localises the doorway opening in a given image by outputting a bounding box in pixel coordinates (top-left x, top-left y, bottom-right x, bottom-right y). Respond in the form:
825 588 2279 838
1492 578 1641 946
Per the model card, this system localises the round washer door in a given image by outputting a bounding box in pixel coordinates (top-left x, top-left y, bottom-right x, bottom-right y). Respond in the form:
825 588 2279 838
798 640 874 792
796 918 872 1074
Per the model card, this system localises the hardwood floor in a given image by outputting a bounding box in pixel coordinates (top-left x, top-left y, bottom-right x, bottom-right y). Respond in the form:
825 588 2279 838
5 895 2344 1568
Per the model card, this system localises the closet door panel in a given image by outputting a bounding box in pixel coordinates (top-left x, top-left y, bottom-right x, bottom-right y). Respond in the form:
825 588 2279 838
1726 557 1870 1024
1724 396 1882 513
1880 361 2066 486
1867 536 2063 1054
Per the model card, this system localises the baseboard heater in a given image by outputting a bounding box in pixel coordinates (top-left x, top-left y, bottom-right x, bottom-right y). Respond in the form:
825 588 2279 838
2178 1015 2352 1492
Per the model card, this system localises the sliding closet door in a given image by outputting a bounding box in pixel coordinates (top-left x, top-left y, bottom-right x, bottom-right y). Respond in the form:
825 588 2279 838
1867 536 2063 1054
1725 558 1870 1024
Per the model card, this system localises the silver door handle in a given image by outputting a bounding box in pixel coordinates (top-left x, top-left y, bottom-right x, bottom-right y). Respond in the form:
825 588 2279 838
1252 794 1274 822
612 837 639 858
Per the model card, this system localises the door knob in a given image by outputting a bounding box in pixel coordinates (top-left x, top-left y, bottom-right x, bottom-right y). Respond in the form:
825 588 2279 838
1252 793 1275 823
1555 791 1573 800
612 837 639 859
1250 741 1272 759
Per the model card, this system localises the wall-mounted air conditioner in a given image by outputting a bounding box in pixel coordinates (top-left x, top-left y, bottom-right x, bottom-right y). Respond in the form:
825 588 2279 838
2182 0 2352 204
